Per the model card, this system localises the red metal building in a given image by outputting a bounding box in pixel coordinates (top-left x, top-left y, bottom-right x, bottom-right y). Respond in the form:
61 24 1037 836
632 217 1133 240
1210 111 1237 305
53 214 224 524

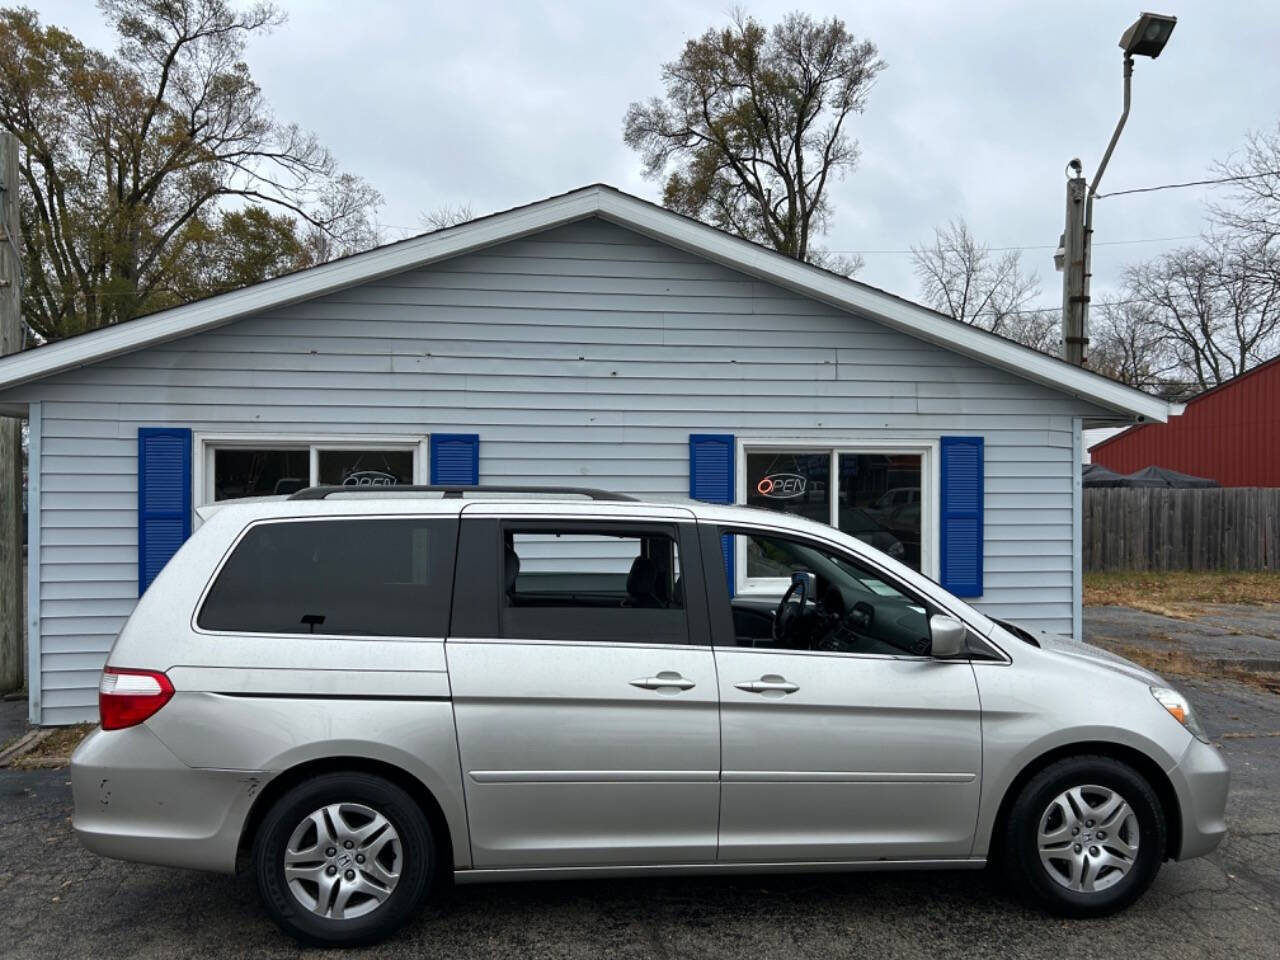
1090 355 1280 487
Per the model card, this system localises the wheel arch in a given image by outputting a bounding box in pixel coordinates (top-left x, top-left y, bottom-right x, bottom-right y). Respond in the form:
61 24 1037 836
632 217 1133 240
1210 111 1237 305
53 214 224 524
989 741 1183 861
235 756 458 876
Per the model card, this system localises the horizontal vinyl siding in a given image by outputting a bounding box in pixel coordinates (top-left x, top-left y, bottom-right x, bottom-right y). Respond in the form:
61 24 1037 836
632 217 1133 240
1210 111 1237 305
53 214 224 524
12 217 1104 722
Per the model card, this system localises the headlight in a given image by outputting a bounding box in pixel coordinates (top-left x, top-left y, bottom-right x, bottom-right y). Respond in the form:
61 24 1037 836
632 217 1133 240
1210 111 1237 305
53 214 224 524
1150 685 1210 743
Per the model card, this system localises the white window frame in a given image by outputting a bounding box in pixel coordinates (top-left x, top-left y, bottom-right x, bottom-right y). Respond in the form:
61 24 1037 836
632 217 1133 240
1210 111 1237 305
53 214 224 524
194 432 430 509
734 437 940 597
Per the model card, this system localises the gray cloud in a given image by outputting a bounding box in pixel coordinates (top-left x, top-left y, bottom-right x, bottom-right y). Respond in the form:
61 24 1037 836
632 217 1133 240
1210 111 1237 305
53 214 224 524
33 0 1280 310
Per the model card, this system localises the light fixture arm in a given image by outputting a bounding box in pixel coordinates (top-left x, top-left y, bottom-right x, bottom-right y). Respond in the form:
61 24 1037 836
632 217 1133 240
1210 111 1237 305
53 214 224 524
1074 53 1134 365
1089 54 1134 203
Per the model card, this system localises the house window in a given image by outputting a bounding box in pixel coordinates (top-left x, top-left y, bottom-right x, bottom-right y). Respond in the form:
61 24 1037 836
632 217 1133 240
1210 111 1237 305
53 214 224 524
213 449 311 500
200 436 426 504
741 444 933 590
317 449 414 488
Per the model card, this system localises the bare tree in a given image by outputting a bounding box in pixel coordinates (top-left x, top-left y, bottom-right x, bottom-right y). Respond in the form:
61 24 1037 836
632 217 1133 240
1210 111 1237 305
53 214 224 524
1088 300 1184 397
1123 234 1280 391
419 202 475 232
624 10 884 267
1211 122 1280 247
911 219 1046 347
0 1 381 338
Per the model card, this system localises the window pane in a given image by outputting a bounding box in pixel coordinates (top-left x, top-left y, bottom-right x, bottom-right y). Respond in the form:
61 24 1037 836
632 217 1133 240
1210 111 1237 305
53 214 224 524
502 526 686 643
838 453 922 570
318 449 414 487
720 529 931 655
198 518 454 637
744 452 829 578
214 449 309 500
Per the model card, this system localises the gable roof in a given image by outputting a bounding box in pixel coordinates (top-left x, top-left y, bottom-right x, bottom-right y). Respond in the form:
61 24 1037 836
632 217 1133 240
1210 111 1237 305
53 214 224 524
0 183 1173 422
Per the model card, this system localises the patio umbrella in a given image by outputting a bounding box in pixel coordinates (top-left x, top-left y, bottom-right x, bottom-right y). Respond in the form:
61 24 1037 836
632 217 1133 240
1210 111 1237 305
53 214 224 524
1082 463 1130 487
1122 465 1219 488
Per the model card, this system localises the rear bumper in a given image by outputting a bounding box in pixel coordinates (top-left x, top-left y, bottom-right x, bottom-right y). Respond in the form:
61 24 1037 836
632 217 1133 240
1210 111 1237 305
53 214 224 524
70 725 265 874
1168 735 1230 861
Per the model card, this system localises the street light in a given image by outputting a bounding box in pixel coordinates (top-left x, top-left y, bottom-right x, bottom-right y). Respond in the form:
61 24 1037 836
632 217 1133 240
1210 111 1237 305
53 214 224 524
1119 12 1178 58
1058 12 1177 367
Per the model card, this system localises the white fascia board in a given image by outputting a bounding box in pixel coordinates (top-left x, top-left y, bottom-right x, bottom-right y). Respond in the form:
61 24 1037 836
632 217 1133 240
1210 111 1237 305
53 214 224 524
595 191 1173 423
0 190 602 391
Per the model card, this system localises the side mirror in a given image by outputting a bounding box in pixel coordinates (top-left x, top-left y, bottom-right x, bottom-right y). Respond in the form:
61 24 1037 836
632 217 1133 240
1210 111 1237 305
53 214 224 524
791 570 816 603
929 615 967 659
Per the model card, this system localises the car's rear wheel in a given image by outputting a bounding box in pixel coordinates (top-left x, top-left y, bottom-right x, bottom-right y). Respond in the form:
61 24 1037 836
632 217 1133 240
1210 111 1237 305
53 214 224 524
1003 755 1166 917
253 772 435 946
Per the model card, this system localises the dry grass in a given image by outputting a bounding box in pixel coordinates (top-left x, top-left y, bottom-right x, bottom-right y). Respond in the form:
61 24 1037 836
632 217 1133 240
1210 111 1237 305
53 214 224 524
9 723 94 769
1084 571 1280 619
1098 640 1280 696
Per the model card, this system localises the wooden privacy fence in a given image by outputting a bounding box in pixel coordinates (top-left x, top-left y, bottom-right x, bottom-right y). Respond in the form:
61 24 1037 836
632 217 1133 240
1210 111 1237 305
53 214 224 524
1084 487 1280 571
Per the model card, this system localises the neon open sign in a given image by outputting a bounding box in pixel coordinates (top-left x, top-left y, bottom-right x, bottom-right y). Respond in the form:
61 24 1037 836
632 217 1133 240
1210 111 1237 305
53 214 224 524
757 473 807 499
342 471 399 487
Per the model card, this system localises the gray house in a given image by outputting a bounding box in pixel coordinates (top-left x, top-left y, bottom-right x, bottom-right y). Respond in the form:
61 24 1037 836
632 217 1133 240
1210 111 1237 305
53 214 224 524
0 185 1175 725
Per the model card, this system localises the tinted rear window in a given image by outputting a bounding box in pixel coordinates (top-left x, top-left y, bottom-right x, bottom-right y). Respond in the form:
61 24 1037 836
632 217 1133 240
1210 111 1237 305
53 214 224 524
198 518 456 637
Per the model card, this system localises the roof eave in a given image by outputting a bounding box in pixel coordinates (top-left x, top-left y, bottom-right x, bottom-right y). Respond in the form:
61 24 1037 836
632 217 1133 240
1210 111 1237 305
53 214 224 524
594 190 1173 424
0 188 603 392
0 183 1173 423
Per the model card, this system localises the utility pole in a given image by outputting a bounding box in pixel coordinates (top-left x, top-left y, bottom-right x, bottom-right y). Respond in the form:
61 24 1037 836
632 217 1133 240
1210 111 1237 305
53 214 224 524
1058 12 1177 367
1061 172 1089 366
0 131 23 694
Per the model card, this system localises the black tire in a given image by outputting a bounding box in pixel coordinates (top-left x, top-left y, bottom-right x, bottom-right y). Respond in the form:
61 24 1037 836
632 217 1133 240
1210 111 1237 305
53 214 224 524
1002 754 1165 918
253 772 435 947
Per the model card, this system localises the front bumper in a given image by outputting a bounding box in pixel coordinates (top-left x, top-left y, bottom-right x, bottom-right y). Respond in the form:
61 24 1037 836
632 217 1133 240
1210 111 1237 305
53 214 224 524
70 725 266 874
1168 734 1230 861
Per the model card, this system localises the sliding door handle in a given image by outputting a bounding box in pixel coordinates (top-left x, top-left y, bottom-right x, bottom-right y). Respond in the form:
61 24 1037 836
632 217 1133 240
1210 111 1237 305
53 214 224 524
630 671 696 691
734 676 799 695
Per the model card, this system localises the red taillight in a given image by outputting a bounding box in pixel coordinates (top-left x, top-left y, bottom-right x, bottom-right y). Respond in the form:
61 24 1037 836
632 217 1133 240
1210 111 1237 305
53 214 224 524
99 667 174 730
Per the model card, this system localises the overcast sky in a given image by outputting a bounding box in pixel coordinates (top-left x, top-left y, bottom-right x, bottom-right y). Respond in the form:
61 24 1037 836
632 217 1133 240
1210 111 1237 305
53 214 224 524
33 0 1280 311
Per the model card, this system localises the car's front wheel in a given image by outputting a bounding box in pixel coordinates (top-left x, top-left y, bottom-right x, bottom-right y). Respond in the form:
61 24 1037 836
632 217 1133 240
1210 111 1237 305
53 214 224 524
253 772 436 946
1002 755 1166 917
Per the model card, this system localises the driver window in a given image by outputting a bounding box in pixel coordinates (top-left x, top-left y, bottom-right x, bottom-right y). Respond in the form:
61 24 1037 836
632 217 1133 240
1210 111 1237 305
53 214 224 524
718 530 932 656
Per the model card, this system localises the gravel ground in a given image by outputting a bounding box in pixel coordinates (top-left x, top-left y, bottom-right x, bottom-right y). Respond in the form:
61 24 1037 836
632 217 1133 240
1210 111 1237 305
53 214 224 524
1 674 1278 960
1086 604 1280 670
0 696 25 749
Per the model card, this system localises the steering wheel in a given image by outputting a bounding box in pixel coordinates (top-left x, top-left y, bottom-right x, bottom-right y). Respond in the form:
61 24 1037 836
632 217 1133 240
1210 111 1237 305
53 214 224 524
772 578 810 643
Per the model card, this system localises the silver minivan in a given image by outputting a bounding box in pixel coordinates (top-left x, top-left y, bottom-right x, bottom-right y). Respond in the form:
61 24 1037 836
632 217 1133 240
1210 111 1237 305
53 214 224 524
71 486 1229 946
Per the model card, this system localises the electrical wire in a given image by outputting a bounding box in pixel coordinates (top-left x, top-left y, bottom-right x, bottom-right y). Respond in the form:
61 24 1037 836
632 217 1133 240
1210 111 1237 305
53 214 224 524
1095 170 1280 199
832 234 1200 255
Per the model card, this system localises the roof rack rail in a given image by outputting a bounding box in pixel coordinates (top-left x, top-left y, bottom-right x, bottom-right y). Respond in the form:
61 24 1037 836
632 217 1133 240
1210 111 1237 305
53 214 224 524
288 484 639 502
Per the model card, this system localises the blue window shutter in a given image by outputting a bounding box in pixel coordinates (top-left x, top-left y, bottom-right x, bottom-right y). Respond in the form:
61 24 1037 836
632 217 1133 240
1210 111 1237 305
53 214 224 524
689 434 735 593
940 436 984 598
137 428 192 594
430 434 479 484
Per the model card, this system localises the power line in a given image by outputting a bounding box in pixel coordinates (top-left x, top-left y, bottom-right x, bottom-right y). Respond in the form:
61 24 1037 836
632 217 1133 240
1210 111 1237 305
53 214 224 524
1000 298 1148 318
836 234 1199 255
1096 170 1280 199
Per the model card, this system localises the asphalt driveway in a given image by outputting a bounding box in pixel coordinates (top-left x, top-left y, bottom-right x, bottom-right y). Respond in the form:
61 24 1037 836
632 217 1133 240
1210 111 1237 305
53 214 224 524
2 673 1278 960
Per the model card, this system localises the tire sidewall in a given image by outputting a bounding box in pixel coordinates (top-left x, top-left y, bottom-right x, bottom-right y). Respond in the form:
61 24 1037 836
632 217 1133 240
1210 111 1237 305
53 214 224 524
254 773 434 947
1007 756 1165 917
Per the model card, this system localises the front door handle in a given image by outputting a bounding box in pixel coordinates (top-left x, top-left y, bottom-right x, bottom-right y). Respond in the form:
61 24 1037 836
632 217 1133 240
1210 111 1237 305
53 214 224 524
630 671 696 692
734 675 800 695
